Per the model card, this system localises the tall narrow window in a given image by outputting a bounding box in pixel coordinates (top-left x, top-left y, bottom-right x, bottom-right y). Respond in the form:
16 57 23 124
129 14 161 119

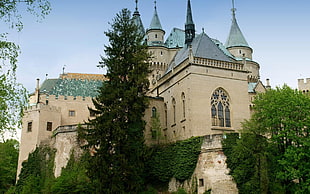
172 98 176 124
164 103 167 127
181 93 186 119
211 88 231 127
152 107 157 118
46 122 53 131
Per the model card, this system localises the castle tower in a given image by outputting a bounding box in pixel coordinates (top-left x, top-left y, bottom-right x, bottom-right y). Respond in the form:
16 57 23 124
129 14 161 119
146 1 169 91
146 1 165 45
225 2 252 59
225 1 260 82
132 0 145 35
185 0 195 46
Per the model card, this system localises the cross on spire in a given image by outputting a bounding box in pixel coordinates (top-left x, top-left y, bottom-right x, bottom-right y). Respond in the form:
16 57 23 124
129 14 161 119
232 0 236 17
135 0 138 11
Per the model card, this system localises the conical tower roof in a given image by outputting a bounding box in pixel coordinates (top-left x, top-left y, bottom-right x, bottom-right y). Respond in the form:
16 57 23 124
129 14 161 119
132 0 145 35
149 2 163 30
225 8 249 48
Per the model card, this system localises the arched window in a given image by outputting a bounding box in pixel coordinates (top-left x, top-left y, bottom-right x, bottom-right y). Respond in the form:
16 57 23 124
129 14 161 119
211 88 231 127
181 93 186 119
152 107 157 118
172 98 176 124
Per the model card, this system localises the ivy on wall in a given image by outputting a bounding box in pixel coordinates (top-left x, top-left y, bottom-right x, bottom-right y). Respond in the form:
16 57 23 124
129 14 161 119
148 136 202 183
14 146 56 194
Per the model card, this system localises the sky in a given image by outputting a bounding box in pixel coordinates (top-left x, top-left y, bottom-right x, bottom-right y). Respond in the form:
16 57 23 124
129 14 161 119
5 0 310 92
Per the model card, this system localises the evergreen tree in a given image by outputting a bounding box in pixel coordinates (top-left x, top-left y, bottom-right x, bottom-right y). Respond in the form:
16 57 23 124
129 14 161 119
79 8 150 193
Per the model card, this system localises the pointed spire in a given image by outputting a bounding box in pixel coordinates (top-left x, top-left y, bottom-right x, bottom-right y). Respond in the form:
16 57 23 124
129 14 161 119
225 1 249 48
185 0 195 46
149 0 163 30
132 0 145 35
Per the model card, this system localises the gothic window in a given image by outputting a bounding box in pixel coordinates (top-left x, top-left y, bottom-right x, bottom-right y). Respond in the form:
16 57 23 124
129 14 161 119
152 107 157 118
172 98 176 124
181 93 186 119
211 88 231 127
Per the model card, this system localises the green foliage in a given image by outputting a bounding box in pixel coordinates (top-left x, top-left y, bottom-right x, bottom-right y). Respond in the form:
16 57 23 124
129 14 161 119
150 112 163 144
224 85 310 194
0 139 19 193
148 137 202 184
0 35 27 139
51 152 93 193
0 0 51 31
78 8 150 193
15 146 55 194
0 0 50 138
172 188 187 194
223 133 271 194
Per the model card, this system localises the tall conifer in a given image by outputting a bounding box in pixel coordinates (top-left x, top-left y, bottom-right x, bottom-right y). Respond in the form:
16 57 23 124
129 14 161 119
79 8 150 193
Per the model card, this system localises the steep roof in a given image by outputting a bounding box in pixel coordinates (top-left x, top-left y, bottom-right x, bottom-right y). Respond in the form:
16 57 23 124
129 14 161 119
166 32 232 73
165 28 185 48
225 9 249 48
148 4 163 31
40 73 105 97
132 0 145 35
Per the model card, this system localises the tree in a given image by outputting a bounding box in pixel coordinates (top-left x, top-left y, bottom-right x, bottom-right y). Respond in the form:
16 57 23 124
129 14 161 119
78 8 150 193
223 85 310 193
0 139 19 193
0 0 51 139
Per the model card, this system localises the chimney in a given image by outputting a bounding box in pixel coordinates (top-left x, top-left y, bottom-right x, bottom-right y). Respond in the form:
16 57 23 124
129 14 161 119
35 78 40 104
266 78 271 90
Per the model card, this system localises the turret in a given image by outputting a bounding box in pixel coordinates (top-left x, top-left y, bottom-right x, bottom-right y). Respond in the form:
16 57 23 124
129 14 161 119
225 3 252 60
146 1 165 45
185 0 195 46
132 0 145 35
225 1 260 82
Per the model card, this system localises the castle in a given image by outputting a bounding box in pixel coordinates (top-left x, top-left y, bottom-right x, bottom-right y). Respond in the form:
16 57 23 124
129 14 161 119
17 1 268 193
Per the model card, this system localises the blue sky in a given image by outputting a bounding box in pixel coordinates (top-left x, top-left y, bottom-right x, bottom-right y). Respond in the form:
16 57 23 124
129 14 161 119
6 0 310 92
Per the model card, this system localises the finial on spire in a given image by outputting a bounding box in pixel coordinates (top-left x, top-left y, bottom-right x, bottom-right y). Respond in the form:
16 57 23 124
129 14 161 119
154 0 157 10
185 0 195 45
135 0 138 11
231 0 236 17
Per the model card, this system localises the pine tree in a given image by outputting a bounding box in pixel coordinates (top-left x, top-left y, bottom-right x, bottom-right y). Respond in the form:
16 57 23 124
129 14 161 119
79 8 150 193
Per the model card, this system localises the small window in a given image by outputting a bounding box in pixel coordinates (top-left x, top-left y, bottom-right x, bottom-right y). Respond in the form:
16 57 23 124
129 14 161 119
46 122 53 131
155 34 158 38
199 178 204 187
90 110 96 117
69 110 76 117
27 122 32 132
151 130 157 139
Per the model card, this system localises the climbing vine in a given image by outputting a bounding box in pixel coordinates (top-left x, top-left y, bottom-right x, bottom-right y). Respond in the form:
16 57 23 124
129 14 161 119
14 146 55 194
148 137 202 184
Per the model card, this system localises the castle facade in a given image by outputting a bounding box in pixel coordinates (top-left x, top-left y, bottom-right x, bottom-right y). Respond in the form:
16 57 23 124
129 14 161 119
17 1 266 193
